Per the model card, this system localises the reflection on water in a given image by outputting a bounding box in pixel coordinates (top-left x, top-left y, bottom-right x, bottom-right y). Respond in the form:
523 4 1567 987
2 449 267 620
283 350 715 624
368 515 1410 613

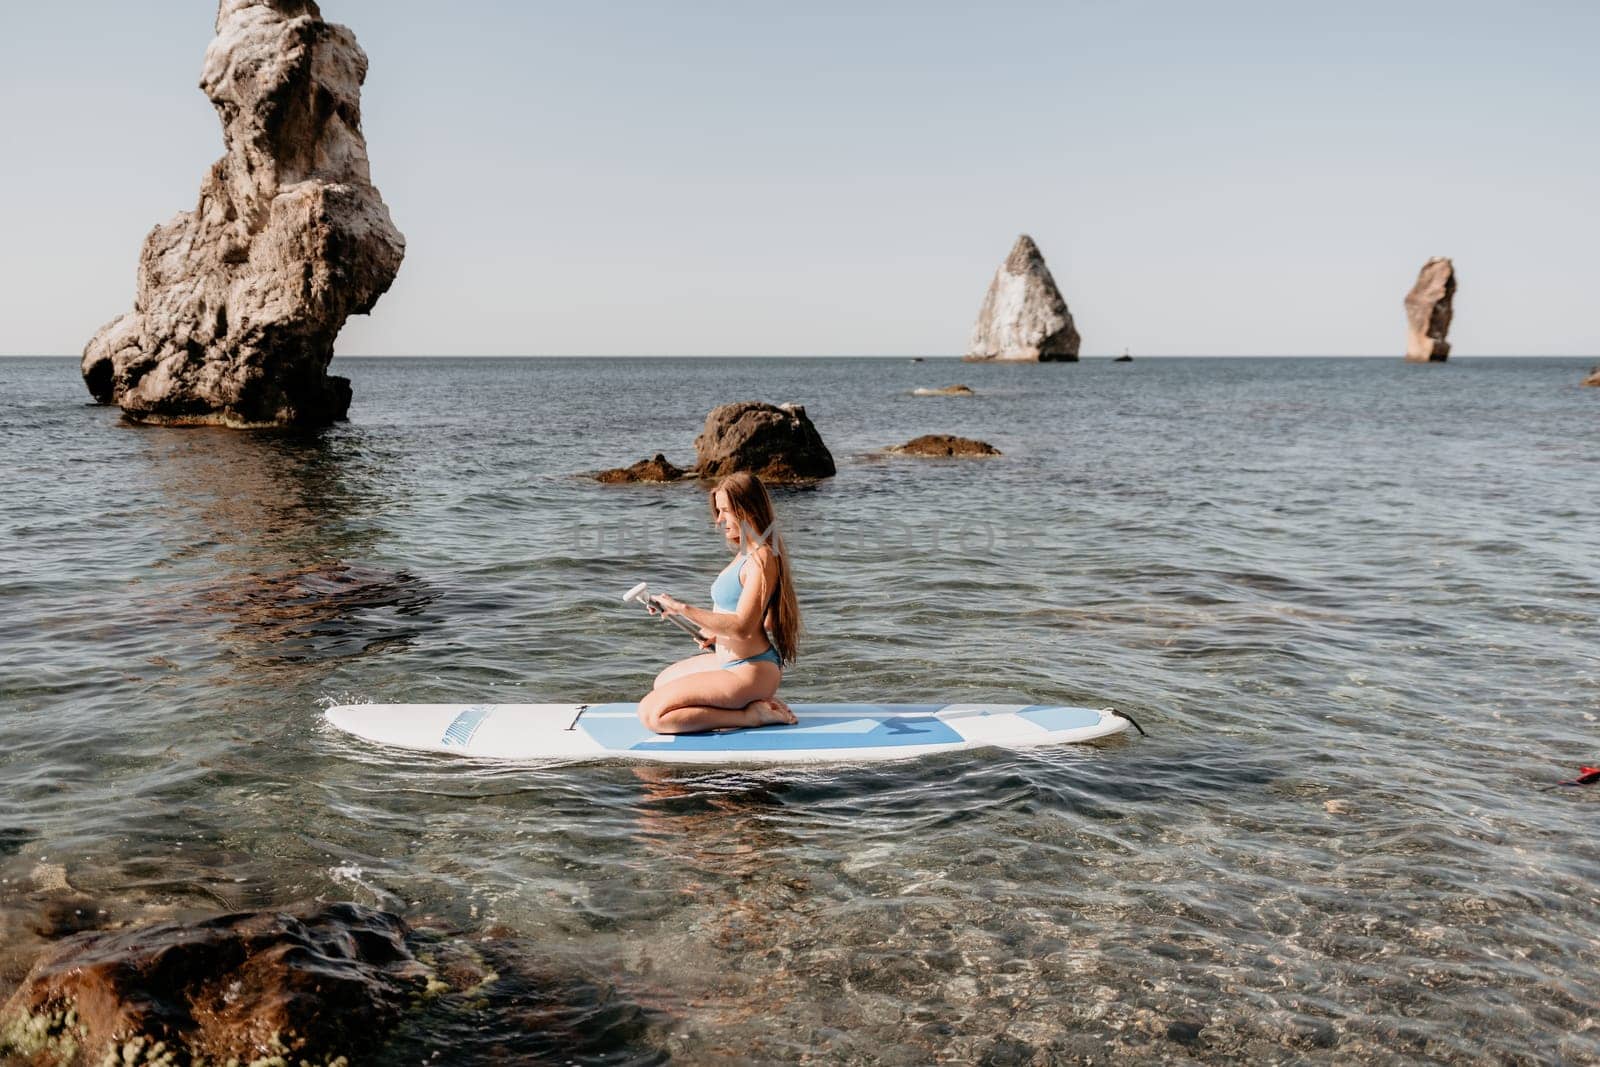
132 427 438 667
195 560 434 663
3 356 1599 1063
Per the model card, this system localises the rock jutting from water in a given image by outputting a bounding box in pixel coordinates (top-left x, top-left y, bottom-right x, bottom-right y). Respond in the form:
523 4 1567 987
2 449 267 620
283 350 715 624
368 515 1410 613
964 235 1080 362
694 401 837 481
912 384 975 397
1582 365 1600 387
80 0 405 427
1404 257 1456 362
0 903 427 1066
890 434 1001 457
595 453 689 483
0 901 664 1064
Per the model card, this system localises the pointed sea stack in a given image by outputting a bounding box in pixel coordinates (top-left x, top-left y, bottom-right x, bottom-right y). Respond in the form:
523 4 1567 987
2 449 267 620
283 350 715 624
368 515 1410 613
1404 257 1456 362
80 0 405 426
964 235 1080 362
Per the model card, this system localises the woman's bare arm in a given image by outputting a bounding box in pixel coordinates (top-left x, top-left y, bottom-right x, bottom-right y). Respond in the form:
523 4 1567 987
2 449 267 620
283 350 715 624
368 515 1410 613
657 547 776 641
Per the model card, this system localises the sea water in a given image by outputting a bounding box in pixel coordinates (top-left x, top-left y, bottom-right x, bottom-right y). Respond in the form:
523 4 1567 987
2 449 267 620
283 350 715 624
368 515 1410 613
1 356 1596 1063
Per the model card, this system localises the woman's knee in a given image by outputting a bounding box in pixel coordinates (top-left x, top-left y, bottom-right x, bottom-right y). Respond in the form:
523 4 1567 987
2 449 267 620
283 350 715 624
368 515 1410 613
638 685 694 725
650 707 694 734
638 689 666 722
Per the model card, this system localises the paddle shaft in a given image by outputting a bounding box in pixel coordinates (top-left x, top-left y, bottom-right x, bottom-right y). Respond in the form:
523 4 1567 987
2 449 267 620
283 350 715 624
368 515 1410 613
649 598 710 646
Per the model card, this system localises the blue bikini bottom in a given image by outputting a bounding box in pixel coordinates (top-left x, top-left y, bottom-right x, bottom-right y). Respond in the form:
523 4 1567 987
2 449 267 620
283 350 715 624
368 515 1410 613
721 647 783 671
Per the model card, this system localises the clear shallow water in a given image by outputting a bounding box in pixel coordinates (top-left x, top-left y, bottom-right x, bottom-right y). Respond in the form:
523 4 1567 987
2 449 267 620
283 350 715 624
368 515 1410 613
1 355 1597 1064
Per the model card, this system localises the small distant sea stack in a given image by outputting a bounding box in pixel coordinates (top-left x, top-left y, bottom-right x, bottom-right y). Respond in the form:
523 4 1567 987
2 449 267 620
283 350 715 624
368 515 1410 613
964 235 1080 362
1404 257 1456 362
80 0 405 426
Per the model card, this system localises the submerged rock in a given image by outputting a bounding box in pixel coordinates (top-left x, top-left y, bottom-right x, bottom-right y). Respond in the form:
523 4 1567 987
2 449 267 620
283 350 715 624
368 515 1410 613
890 435 1001 457
694 401 836 481
1404 257 1456 362
964 235 1080 362
596 453 689 483
911 384 975 397
0 828 36 858
80 0 405 426
1166 1017 1207 1046
29 897 105 941
0 902 425 1066
0 902 668 1066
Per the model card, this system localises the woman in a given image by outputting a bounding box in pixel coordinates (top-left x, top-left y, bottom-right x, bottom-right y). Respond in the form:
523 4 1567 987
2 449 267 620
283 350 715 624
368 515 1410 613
638 472 800 733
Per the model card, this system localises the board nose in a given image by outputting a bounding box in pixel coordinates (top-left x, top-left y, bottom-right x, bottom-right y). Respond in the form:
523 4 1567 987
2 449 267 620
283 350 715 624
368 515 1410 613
324 704 362 733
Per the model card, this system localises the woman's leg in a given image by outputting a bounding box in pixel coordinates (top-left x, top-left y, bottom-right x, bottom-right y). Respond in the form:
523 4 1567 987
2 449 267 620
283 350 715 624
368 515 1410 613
639 663 794 733
653 653 722 689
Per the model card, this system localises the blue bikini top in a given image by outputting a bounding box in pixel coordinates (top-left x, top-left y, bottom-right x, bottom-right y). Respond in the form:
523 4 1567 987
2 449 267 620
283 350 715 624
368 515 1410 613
711 548 783 611
710 551 747 612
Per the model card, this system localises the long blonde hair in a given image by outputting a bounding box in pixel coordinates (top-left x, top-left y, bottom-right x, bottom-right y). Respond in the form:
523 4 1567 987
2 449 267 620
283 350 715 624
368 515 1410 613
710 472 800 664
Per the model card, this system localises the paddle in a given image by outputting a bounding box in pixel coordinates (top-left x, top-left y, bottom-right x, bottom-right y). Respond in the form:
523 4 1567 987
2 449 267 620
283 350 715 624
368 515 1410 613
623 581 709 647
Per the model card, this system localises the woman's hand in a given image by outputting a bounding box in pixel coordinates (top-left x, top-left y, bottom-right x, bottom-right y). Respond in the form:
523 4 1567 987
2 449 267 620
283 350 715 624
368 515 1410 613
650 593 688 617
696 629 716 651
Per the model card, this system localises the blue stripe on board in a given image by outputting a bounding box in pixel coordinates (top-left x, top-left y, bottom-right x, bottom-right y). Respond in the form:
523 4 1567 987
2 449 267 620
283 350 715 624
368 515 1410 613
440 705 492 748
581 703 644 717
577 703 964 753
1015 705 1103 732
791 703 946 717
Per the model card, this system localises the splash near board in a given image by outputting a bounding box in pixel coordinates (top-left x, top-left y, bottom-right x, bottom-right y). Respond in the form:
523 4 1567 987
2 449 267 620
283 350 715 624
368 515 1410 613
325 702 1132 765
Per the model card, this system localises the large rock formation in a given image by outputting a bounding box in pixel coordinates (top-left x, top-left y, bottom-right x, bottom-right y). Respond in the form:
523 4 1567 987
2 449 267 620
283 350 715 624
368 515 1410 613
1404 257 1456 362
0 903 426 1066
694 401 836 481
80 0 405 426
964 235 1080 362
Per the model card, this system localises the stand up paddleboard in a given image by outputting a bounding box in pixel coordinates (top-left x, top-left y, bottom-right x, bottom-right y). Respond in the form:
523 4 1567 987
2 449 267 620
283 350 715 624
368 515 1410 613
324 702 1133 765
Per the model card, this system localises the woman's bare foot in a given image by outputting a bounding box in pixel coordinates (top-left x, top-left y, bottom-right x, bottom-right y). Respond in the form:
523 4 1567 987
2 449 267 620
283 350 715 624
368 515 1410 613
747 698 798 726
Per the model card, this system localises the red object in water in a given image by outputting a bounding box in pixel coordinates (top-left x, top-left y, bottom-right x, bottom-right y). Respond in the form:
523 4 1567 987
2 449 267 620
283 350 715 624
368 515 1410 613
1557 766 1600 787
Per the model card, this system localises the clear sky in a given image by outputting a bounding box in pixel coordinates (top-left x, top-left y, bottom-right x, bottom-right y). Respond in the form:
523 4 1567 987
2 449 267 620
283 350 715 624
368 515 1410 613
2 0 1595 356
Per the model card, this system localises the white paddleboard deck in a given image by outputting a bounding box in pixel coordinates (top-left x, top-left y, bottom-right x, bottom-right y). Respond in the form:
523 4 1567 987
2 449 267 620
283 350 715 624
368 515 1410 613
325 702 1131 765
